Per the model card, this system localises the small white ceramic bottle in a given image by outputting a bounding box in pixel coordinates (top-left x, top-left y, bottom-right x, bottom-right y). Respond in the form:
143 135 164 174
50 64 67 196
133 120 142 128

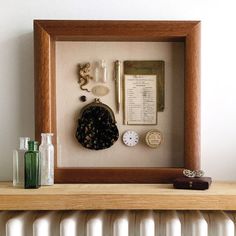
39 133 54 185
13 137 30 187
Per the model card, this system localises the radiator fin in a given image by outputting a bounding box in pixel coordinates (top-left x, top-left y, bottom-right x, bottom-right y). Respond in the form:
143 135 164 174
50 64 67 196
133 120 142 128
182 211 208 236
206 211 234 236
112 211 129 236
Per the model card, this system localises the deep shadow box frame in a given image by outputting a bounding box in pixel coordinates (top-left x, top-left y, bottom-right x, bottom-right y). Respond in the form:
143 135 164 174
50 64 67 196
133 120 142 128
34 20 200 183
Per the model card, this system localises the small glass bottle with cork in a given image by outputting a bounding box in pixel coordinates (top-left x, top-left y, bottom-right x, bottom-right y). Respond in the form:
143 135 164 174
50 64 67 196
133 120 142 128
24 140 41 189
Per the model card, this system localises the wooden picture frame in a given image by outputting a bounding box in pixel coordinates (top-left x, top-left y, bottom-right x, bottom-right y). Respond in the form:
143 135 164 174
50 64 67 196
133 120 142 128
34 20 200 183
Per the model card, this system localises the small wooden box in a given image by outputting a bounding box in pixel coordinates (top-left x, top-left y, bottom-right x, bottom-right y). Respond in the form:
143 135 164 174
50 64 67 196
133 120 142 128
173 177 212 190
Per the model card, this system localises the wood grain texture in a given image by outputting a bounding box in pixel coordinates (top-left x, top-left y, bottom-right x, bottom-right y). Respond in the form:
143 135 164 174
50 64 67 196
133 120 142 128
55 168 184 183
34 22 56 141
0 182 236 210
34 20 199 41
34 21 57 162
185 22 201 170
34 20 201 183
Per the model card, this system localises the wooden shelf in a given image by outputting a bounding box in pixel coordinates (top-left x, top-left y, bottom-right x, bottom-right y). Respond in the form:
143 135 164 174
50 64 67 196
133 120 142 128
0 182 236 210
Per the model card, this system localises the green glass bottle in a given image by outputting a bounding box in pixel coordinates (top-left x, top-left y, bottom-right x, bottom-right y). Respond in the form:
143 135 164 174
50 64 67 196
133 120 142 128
24 141 40 189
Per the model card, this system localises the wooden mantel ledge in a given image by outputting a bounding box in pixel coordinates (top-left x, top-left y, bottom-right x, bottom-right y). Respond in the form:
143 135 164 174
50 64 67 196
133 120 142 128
0 181 236 210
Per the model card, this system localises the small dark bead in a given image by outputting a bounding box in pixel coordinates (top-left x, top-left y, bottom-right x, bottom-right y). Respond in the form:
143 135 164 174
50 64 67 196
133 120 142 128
80 95 87 102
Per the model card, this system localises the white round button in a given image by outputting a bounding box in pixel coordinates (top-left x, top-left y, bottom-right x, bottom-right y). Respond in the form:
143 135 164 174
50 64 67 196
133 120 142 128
122 130 139 147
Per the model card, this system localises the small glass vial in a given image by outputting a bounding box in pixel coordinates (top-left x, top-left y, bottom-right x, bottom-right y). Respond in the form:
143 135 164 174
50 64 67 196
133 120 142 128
13 137 30 187
24 141 40 189
94 62 99 83
39 133 54 185
100 60 107 83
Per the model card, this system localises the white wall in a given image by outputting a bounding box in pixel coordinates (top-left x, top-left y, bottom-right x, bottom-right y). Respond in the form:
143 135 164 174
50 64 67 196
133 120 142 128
0 0 236 181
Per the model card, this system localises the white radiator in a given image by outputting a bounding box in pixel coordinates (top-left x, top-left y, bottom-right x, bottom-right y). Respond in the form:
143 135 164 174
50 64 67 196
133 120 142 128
0 210 235 236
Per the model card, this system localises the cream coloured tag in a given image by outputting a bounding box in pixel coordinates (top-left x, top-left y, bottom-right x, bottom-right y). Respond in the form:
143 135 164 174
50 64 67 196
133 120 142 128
91 85 110 97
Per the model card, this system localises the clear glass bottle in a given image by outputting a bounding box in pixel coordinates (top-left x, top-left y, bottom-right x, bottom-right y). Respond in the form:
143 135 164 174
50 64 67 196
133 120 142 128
24 141 40 189
100 60 107 83
39 133 54 185
94 61 99 83
13 137 30 187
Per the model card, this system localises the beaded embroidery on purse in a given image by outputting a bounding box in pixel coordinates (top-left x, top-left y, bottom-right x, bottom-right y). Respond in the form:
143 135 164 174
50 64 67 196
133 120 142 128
76 98 119 150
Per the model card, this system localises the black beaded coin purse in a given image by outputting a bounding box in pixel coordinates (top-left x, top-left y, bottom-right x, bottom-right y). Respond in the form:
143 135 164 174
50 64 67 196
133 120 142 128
76 98 119 150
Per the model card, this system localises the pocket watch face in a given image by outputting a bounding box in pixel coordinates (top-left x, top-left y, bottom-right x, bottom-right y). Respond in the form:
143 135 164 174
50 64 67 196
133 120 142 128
122 130 139 147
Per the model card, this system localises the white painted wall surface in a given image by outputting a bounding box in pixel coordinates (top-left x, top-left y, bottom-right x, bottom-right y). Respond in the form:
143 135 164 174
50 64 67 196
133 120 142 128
0 0 235 181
